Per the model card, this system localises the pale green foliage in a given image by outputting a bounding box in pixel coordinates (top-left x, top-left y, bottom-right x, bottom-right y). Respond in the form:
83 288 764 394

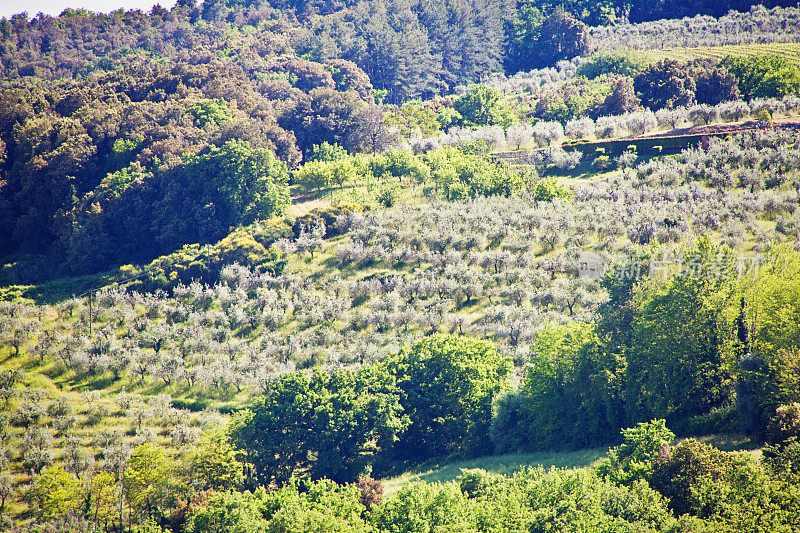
308 142 349 162
293 157 362 190
743 246 800 414
596 419 675 485
26 466 82 521
189 428 244 491
124 443 173 521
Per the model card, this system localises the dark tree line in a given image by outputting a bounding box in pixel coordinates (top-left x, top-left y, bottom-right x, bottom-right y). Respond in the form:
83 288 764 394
0 51 380 277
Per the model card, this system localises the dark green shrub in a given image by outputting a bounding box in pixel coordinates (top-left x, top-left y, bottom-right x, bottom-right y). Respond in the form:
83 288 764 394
389 335 512 458
231 367 407 485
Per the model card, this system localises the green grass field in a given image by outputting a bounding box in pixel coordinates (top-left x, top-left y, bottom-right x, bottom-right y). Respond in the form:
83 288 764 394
383 448 607 494
381 431 762 495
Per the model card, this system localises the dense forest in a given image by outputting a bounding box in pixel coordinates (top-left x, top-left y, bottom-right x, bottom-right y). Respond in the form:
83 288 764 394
1 0 800 531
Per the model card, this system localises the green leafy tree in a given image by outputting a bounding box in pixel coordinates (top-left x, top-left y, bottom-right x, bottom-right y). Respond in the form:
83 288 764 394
504 0 544 73
124 443 173 522
577 50 647 79
741 246 800 422
294 156 365 192
453 85 515 127
293 160 333 191
231 367 407 485
370 149 430 184
506 8 590 72
723 55 800 100
425 147 523 199
535 10 591 68
694 66 740 105
256 479 368 533
183 139 290 226
389 335 512 458
634 60 696 110
189 428 244 492
279 88 367 154
763 436 800 483
384 100 442 137
25 466 82 521
625 240 739 426
604 77 639 115
511 322 619 450
86 471 118 525
532 178 573 203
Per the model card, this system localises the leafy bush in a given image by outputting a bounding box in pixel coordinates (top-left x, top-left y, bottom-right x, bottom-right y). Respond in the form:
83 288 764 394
649 438 800 530
762 437 800 483
389 335 512 458
532 179 573 202
597 420 675 485
231 366 407 485
577 50 647 79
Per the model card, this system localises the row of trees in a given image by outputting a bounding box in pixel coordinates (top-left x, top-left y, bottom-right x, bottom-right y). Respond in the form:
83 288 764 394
590 5 800 49
489 241 800 451
294 145 525 199
4 0 794 107
517 54 799 126
413 94 798 155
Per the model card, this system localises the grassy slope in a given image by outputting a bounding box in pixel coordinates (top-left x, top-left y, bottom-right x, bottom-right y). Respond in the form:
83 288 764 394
382 433 762 494
383 449 607 494
2 40 791 524
1 149 773 524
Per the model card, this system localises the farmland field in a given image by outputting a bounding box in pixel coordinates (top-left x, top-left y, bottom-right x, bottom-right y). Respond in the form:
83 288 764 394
644 41 800 63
